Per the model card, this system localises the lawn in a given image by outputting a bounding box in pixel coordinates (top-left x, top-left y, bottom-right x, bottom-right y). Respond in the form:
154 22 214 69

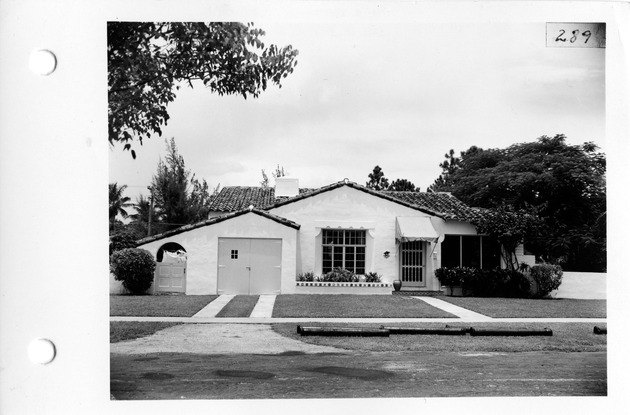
110 322 182 343
110 295 218 317
216 295 260 317
272 322 607 353
439 297 607 318
272 294 457 318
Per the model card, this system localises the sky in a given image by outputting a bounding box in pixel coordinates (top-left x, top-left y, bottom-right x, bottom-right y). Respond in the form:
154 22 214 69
108 18 605 205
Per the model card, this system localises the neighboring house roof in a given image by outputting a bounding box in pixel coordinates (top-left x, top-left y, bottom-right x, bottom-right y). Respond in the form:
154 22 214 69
381 190 487 222
207 186 313 212
136 207 300 246
208 180 482 222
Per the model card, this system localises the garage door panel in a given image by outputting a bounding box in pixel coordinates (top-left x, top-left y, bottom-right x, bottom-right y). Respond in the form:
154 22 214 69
218 238 282 295
217 238 251 294
249 239 282 294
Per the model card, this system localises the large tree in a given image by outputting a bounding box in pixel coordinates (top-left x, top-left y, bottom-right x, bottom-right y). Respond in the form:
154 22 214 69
366 166 418 191
429 135 606 271
366 165 390 190
108 22 299 157
127 194 163 237
150 138 215 231
388 178 418 192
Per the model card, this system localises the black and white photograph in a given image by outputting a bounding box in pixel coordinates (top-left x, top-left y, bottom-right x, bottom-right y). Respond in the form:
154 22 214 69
1 1 629 414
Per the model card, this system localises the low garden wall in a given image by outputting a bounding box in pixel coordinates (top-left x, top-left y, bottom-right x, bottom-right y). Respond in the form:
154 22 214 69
294 281 393 295
552 272 606 299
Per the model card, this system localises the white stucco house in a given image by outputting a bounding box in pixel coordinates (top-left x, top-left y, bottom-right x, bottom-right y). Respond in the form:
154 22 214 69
133 178 515 295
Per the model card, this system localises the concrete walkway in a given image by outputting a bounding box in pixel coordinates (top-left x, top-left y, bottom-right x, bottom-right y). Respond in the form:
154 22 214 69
191 294 235 318
249 294 276 318
414 297 493 321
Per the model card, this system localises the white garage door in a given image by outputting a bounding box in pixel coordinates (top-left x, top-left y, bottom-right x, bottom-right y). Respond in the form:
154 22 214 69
217 238 282 295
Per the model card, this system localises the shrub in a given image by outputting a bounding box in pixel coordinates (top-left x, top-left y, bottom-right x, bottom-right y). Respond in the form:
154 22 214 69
503 269 532 298
109 229 139 256
297 272 316 282
110 248 156 294
364 272 382 283
530 264 563 297
319 267 358 282
435 267 476 288
467 269 531 298
435 267 457 287
437 267 531 298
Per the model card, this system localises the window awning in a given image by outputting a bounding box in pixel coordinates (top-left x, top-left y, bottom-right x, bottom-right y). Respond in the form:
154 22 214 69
395 216 439 243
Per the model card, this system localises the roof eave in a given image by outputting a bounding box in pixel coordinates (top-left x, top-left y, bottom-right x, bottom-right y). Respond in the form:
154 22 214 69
268 181 447 219
135 208 300 246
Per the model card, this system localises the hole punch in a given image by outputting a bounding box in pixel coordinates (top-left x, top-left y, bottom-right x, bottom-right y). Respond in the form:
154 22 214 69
28 338 56 364
29 49 57 75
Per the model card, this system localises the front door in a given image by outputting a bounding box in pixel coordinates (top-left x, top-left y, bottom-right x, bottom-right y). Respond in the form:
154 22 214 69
400 240 425 287
217 238 282 294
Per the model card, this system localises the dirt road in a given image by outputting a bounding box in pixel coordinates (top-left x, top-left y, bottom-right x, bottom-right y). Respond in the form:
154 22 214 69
111 350 606 399
110 323 606 399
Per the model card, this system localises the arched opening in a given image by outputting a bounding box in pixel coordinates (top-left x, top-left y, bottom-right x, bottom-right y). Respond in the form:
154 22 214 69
154 242 188 294
156 242 187 262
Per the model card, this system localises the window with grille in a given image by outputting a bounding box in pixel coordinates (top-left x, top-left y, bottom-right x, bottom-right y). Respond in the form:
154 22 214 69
322 229 366 274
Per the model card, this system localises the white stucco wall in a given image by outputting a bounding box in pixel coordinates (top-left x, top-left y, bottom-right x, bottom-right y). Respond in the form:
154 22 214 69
109 272 128 295
136 212 298 295
269 186 478 291
552 272 606 299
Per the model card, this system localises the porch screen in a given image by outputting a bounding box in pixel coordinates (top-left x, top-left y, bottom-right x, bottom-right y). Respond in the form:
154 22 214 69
441 235 501 269
322 229 366 274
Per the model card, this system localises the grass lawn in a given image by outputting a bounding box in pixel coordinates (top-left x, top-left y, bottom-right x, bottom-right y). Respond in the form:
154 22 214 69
216 295 260 317
110 322 182 343
272 322 607 353
439 297 606 318
110 295 218 317
272 294 457 318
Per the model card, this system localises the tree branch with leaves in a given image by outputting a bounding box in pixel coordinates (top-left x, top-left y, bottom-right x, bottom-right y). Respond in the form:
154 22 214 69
473 206 542 271
108 22 299 157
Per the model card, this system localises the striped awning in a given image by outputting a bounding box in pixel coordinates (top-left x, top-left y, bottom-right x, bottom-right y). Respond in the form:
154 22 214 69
395 216 439 243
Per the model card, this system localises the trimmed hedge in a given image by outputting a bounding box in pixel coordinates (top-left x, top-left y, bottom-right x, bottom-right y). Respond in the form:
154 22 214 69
319 267 358 282
435 267 531 298
110 248 156 294
296 269 382 283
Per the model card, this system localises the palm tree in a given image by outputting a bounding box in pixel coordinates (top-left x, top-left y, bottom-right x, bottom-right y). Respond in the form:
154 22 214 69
128 194 158 236
109 183 132 229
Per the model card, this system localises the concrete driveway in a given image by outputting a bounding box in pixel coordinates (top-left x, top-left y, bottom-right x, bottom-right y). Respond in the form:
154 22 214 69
110 323 346 355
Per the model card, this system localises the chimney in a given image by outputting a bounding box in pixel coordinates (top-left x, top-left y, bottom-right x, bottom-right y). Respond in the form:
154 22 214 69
275 177 299 198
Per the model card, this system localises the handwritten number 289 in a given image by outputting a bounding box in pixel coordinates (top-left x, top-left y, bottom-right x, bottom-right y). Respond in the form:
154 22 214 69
555 29 592 44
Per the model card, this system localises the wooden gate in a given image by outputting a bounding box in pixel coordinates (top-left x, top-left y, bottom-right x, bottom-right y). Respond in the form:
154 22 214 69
154 262 186 293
